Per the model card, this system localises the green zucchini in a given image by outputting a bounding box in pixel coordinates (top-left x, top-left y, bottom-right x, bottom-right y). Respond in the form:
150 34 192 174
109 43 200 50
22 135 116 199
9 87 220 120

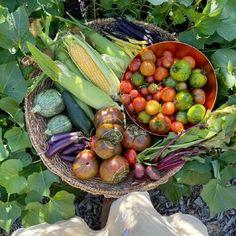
45 115 72 136
62 91 93 137
32 89 65 117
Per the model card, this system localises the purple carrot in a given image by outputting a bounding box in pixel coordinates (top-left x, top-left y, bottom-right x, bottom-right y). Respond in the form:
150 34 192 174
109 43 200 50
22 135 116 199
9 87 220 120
61 143 86 155
48 132 79 144
45 136 78 157
59 154 76 162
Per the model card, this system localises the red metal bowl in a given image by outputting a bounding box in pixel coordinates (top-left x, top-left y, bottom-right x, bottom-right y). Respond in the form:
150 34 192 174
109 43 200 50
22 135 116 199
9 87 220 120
122 41 218 136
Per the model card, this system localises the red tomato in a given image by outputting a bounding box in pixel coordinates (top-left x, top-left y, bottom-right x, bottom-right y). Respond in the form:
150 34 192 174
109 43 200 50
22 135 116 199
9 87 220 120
140 61 156 76
124 149 137 166
161 87 176 102
127 103 134 113
149 113 171 134
129 58 141 72
145 76 155 84
120 94 131 105
161 102 175 115
161 56 174 68
120 81 133 93
124 71 132 80
171 121 184 134
130 89 140 99
162 50 173 58
153 91 162 101
133 97 146 111
182 56 196 69
154 66 169 81
140 87 149 96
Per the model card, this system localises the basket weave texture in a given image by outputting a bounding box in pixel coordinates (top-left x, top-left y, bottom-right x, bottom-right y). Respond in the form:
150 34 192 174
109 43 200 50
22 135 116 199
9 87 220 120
24 19 182 198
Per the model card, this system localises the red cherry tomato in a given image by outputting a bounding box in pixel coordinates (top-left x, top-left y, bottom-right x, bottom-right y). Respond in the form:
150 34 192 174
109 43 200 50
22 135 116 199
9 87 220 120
120 81 133 93
161 87 176 102
124 71 132 80
161 56 174 68
133 97 146 111
124 149 137 166
161 102 175 115
153 91 162 101
127 103 134 113
130 89 140 99
162 50 173 58
129 58 141 72
171 121 184 134
145 76 155 84
154 66 169 81
140 87 149 96
120 94 131 105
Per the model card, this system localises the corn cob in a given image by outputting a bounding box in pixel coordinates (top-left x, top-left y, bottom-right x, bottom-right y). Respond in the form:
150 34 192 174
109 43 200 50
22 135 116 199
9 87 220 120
63 34 120 98
27 42 118 109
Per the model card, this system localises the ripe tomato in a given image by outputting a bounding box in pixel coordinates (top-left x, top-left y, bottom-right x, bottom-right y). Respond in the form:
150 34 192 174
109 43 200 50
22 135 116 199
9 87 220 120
153 91 162 101
140 87 148 96
154 66 169 81
191 88 206 105
124 149 137 166
156 58 162 67
161 102 175 115
162 50 173 58
148 83 158 94
161 87 176 102
133 97 146 111
171 121 184 134
146 75 155 84
120 81 133 93
149 113 171 134
127 103 134 113
130 89 140 99
161 56 174 68
129 58 141 72
124 71 132 80
140 61 156 76
145 100 160 115
141 49 156 62
182 56 196 69
120 94 131 105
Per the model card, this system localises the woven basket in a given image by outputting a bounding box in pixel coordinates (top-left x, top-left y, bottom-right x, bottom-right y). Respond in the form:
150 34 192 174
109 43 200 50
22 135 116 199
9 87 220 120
24 18 183 198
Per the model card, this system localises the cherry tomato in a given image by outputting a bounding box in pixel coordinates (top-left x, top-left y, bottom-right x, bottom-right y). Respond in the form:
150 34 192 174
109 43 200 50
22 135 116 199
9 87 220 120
140 87 148 96
154 66 169 81
191 88 206 105
145 76 155 84
133 97 146 111
161 102 175 115
140 61 156 76
124 149 137 166
162 50 173 58
171 121 184 134
129 58 141 72
161 56 174 68
156 58 162 67
148 83 158 94
120 94 131 105
138 111 152 124
149 113 171 134
161 87 176 102
120 81 133 93
153 91 162 101
131 72 144 86
182 56 196 69
130 89 140 99
141 49 156 62
127 103 134 113
124 71 132 80
145 100 160 115
146 94 153 101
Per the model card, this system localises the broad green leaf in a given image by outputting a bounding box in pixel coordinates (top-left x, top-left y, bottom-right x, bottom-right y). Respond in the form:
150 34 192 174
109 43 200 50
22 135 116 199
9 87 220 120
0 128 9 161
100 0 113 10
4 127 31 152
186 8 202 24
195 16 219 35
0 97 24 126
12 151 32 167
43 191 75 223
0 61 27 102
179 29 206 49
0 5 9 23
0 159 27 194
220 0 236 19
0 0 17 12
201 179 236 217
148 0 168 5
172 8 186 25
22 202 45 227
0 6 35 51
178 0 193 7
222 113 236 138
0 201 21 233
159 177 190 204
219 150 236 164
25 191 43 204
220 166 236 184
202 0 226 17
0 49 16 64
217 18 236 41
175 161 212 185
27 170 60 197
202 131 230 149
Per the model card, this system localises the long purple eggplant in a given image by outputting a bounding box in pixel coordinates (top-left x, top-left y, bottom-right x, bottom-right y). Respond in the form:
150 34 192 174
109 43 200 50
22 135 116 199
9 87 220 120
61 143 85 155
60 154 76 163
48 132 79 144
45 135 78 157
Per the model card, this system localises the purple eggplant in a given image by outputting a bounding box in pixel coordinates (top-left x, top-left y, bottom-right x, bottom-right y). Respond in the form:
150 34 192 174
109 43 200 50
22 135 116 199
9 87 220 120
48 132 79 144
60 154 76 162
45 135 78 157
61 143 85 155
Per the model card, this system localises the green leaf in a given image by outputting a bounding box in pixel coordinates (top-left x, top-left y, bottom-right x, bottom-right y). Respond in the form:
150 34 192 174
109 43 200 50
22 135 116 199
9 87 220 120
0 201 21 233
25 191 43 204
219 150 236 164
0 97 24 126
148 0 168 5
0 128 9 161
175 161 212 185
0 159 27 194
0 5 10 24
217 18 236 41
172 8 186 25
178 0 193 7
4 127 31 152
27 170 60 197
159 177 190 204
0 61 27 102
43 191 75 223
12 151 32 167
222 113 236 137
201 179 236 217
220 166 236 184
0 49 16 64
22 202 45 227
179 29 206 49
100 0 112 10
0 6 35 51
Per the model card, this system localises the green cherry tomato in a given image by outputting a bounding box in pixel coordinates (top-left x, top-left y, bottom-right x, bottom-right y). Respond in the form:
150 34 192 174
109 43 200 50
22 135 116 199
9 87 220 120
170 60 191 81
189 70 207 88
131 72 144 86
138 111 152 124
175 91 193 110
175 111 188 124
163 76 177 87
187 104 206 124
